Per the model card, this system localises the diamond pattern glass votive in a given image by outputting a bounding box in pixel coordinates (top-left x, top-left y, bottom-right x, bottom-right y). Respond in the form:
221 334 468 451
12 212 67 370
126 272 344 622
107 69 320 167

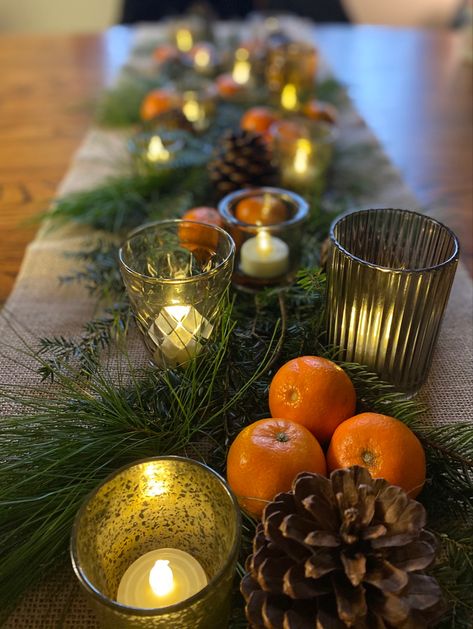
326 209 459 395
71 457 241 629
218 187 308 290
119 220 234 368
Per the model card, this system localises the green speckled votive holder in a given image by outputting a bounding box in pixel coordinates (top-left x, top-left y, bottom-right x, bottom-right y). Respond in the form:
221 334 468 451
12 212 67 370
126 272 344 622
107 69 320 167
71 457 241 629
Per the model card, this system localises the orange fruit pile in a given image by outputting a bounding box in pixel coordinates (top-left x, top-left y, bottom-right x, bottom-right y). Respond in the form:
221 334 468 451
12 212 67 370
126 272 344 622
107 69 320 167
226 418 326 517
327 412 426 498
226 355 427 518
269 356 356 443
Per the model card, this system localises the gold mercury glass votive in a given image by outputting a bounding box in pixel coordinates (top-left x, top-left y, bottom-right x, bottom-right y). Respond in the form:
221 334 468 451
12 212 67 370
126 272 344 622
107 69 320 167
71 456 241 629
119 220 234 368
219 187 308 290
326 208 459 396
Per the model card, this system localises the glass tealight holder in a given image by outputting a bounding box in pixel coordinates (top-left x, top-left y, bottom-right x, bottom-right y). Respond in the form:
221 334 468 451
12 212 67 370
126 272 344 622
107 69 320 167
71 456 241 629
119 220 234 368
128 131 211 175
273 120 338 196
218 187 308 291
177 79 216 132
266 41 318 111
326 209 459 396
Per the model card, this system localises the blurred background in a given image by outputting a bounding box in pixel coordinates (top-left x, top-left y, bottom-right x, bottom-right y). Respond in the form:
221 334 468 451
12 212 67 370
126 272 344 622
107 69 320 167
0 0 470 33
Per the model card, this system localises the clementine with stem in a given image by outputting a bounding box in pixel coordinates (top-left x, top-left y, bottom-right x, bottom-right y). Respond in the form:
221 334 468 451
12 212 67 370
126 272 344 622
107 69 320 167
227 418 326 518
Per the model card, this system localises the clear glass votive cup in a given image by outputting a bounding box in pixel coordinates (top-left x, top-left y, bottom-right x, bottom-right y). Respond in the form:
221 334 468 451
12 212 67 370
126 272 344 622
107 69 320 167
119 220 235 368
271 120 338 196
71 456 241 629
326 209 459 395
218 187 309 290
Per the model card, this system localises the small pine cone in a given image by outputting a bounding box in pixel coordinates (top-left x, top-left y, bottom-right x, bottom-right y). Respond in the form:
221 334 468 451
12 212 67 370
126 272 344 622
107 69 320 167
208 129 279 200
241 466 444 629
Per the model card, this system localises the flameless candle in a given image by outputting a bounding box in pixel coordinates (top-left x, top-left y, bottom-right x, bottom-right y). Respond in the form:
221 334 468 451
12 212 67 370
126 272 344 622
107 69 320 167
147 136 171 163
148 304 213 367
117 548 208 609
280 83 299 111
240 230 289 279
232 48 251 85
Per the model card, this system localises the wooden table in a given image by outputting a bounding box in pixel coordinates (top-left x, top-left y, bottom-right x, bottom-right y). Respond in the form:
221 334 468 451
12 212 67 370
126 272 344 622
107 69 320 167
0 24 471 303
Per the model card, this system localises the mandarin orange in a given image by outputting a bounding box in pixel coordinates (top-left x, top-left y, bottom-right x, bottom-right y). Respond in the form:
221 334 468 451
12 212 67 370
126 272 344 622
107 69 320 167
326 412 426 498
303 99 338 124
179 207 223 252
235 195 287 225
215 73 241 98
140 89 179 121
227 418 326 518
268 356 356 443
240 107 279 134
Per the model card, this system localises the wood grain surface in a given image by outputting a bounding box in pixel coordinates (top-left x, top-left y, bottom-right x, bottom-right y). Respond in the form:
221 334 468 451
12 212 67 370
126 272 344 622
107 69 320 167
0 24 471 303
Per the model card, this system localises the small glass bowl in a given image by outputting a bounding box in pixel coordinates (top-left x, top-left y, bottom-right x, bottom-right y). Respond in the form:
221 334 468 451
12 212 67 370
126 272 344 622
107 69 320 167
218 186 308 290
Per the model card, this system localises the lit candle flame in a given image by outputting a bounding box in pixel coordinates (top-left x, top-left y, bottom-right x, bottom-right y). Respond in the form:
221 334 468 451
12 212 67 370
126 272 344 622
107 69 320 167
280 83 299 111
149 560 174 597
257 230 273 255
232 48 251 85
176 28 193 52
147 136 171 163
182 95 203 123
165 305 191 324
194 48 210 68
293 138 312 175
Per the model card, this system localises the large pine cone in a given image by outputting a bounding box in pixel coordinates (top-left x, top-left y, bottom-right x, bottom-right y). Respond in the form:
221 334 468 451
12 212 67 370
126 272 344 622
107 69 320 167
208 129 279 199
241 466 444 629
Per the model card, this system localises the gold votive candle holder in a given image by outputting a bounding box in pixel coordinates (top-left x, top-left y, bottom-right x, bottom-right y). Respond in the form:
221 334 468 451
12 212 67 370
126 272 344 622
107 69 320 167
218 187 308 290
71 456 241 629
326 209 459 396
119 220 234 368
266 41 318 111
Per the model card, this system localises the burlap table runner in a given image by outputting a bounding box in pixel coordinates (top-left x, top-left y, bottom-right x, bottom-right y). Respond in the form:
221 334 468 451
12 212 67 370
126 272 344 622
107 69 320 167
1 20 472 628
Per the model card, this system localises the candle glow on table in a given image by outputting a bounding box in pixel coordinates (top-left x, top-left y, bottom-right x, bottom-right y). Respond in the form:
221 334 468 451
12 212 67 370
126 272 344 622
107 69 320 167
148 304 213 366
240 230 289 279
147 136 171 163
116 548 208 609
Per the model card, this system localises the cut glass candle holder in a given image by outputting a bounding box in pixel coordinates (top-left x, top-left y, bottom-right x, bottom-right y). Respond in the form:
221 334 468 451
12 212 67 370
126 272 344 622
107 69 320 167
119 220 234 368
218 186 308 291
71 456 241 629
326 208 459 395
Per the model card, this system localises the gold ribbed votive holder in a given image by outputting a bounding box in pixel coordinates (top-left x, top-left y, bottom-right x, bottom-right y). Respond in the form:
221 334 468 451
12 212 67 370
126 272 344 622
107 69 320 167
326 209 459 395
71 457 241 629
119 220 234 368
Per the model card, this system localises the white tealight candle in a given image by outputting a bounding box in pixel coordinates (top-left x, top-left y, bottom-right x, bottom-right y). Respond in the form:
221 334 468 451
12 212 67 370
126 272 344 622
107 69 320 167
117 548 208 609
240 230 289 279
